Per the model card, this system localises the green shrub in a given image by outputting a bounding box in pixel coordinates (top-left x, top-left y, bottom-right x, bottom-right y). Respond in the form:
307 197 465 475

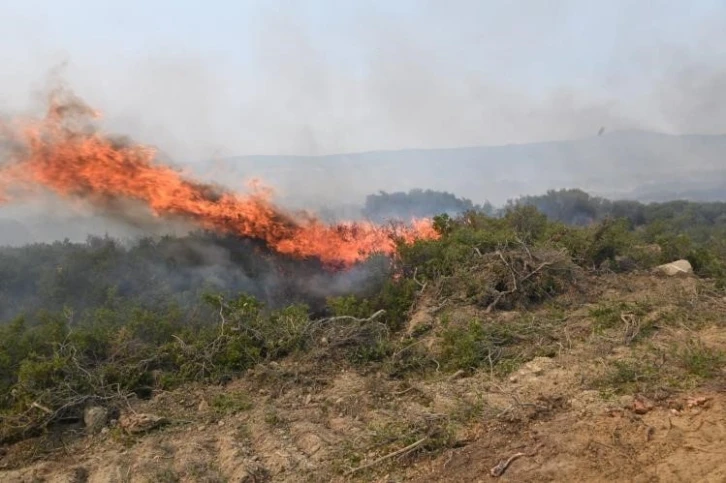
504 205 549 243
211 391 253 414
599 359 661 392
440 320 494 371
675 339 725 379
3 193 726 446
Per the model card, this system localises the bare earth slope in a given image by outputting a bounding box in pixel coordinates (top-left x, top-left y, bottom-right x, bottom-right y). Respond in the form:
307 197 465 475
3 272 726 482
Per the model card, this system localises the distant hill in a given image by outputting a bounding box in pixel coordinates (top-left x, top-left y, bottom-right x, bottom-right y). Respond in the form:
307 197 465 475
2 130 726 247
613 170 726 202
210 130 726 206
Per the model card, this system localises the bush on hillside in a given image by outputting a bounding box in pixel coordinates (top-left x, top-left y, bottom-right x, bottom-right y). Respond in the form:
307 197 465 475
4 197 726 445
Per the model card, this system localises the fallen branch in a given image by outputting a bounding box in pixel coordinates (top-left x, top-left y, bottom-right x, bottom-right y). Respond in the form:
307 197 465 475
485 249 558 313
430 298 450 313
316 309 386 325
485 251 519 313
490 444 542 477
30 402 53 415
516 237 533 261
306 310 390 353
485 289 516 313
346 437 428 476
392 338 428 359
518 261 553 284
412 268 427 292
447 369 466 381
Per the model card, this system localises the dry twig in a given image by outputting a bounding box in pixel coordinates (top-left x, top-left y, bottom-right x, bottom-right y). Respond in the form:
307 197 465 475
490 444 542 477
346 437 428 476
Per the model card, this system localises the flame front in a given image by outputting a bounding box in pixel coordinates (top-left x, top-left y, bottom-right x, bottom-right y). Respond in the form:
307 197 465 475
0 88 438 268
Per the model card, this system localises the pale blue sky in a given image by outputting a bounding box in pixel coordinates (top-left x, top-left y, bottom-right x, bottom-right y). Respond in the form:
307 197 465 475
1 1 725 159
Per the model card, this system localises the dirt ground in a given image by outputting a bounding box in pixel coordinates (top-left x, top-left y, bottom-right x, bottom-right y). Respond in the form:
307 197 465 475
3 273 726 482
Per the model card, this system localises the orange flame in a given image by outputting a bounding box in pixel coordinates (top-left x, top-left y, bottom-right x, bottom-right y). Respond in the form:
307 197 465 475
0 88 438 268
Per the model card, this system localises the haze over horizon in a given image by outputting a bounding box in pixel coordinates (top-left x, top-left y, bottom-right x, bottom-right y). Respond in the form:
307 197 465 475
2 1 726 245
1 0 725 161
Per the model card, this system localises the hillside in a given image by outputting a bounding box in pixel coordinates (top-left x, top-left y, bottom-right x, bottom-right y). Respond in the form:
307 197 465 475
6 272 726 482
212 130 726 207
3 205 726 481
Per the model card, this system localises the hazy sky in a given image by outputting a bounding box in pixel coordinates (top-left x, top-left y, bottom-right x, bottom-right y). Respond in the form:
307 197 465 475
1 0 725 160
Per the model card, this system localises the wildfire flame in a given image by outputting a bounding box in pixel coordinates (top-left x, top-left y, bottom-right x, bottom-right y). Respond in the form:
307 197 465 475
0 87 438 268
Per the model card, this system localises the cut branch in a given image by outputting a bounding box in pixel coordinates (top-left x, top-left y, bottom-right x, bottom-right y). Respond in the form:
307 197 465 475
346 437 428 476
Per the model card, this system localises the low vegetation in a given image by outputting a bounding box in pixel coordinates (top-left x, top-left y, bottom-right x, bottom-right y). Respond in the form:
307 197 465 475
2 192 726 480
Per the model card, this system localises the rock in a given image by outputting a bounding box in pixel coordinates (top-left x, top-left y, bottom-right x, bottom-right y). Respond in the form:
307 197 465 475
686 396 711 409
516 356 554 379
295 433 323 458
83 406 108 434
119 413 168 434
619 395 634 409
632 397 654 415
655 259 693 276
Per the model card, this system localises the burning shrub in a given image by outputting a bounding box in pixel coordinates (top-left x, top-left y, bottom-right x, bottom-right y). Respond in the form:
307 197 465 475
0 86 437 269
